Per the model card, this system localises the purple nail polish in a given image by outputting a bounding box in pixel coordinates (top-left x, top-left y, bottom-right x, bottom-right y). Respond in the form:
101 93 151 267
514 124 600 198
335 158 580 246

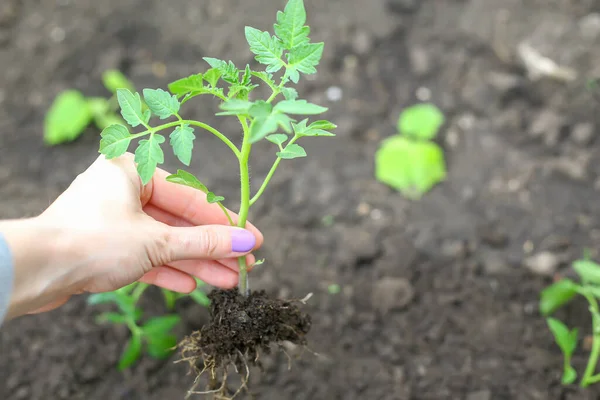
231 229 256 253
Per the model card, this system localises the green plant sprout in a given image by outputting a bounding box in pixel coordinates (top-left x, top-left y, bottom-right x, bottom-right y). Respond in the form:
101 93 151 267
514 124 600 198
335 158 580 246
375 103 446 200
44 69 135 145
540 256 600 387
88 279 210 370
98 0 335 300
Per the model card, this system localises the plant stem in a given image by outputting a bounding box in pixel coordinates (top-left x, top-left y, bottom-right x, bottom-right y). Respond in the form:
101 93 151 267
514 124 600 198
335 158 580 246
581 291 600 387
237 118 252 296
249 136 298 206
130 120 240 158
131 282 149 304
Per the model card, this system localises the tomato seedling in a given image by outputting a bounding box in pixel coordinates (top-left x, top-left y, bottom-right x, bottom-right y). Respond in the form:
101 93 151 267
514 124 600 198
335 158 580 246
540 256 600 387
375 103 446 199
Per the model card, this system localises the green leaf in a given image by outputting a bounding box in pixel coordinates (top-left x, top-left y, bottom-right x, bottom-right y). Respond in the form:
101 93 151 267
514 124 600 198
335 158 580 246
375 136 446 200
245 27 285 73
563 366 577 385
282 87 299 100
204 68 222 88
117 89 150 128
292 119 336 137
546 317 578 384
251 71 277 90
87 292 117 305
135 134 165 185
146 334 177 359
102 70 135 94
540 279 578 316
203 58 239 84
96 312 128 324
165 169 208 192
266 134 288 146
250 112 293 144
189 289 211 307
398 103 445 140
118 334 142 370
143 88 180 119
287 42 324 83
142 315 181 336
168 74 204 96
217 99 254 116
274 0 310 50
44 90 93 145
274 99 327 115
169 124 196 166
87 97 111 118
574 259 600 284
99 124 132 159
206 192 225 203
277 143 307 159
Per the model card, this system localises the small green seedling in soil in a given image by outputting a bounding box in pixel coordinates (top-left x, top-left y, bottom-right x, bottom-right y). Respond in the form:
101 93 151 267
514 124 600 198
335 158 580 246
375 103 446 200
327 284 341 295
540 256 600 387
97 0 334 396
88 279 210 370
44 69 135 145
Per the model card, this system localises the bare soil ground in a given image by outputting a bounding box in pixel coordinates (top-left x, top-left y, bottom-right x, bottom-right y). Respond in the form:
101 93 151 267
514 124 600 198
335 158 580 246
3 0 600 399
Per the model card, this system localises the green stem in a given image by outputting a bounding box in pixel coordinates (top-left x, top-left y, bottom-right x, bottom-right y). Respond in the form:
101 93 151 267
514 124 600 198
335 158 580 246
130 120 240 158
581 291 600 387
237 118 252 296
218 202 234 226
131 282 149 304
249 136 298 206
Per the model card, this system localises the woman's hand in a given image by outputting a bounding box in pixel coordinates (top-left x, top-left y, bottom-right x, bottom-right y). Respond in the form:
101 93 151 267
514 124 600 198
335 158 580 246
3 153 263 319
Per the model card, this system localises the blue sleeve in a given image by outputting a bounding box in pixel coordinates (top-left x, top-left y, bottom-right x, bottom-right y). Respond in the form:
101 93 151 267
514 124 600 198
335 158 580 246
0 233 13 326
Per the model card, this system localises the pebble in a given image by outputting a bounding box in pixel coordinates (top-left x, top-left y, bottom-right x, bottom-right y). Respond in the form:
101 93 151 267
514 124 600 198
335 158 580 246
571 122 595 145
326 86 343 102
372 277 414 314
466 390 492 400
579 13 600 39
481 251 511 275
528 109 564 141
524 251 562 276
352 30 372 56
409 46 432 76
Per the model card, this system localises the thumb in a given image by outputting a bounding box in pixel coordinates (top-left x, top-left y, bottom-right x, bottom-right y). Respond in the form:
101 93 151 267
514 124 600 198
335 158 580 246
163 225 257 262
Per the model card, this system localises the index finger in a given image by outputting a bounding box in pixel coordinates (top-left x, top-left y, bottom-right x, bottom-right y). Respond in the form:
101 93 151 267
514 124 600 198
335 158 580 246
147 167 264 241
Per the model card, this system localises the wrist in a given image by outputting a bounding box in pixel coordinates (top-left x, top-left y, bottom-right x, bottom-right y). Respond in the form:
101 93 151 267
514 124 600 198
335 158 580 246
1 217 76 319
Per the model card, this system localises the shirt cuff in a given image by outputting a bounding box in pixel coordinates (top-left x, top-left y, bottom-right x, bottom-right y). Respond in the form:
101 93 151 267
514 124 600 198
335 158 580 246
0 233 14 326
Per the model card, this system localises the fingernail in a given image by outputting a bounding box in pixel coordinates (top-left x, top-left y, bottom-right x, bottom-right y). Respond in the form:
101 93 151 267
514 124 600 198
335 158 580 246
231 229 256 253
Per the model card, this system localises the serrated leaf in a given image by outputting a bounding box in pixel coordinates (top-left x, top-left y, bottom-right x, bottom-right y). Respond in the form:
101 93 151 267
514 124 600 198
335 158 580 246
165 170 208 193
574 259 600 284
275 99 327 115
274 0 310 50
251 71 277 89
282 87 299 100
241 65 252 86
292 119 336 137
142 315 181 336
204 68 222 88
169 124 195 166
118 335 142 370
44 90 93 145
399 103 445 140
217 99 254 116
245 27 285 73
99 124 131 159
117 89 149 127
375 136 446 200
540 279 578 316
266 134 288 146
102 70 135 94
135 134 165 185
143 88 180 119
146 334 177 359
203 58 239 84
287 42 324 83
206 192 225 203
168 74 204 96
249 112 293 144
277 143 307 159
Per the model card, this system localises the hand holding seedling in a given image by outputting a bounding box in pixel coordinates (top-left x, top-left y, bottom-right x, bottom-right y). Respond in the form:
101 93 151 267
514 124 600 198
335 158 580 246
2 153 262 319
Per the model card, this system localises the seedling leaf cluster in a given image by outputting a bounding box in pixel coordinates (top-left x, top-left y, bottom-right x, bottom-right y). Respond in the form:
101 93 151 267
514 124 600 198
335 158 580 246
541 256 600 387
375 103 446 200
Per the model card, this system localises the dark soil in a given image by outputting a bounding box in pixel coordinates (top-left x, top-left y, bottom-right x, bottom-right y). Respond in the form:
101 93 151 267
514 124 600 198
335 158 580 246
179 289 311 398
3 0 600 399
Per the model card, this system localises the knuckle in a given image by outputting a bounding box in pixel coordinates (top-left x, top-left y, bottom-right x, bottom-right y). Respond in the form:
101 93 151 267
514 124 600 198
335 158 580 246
199 227 222 257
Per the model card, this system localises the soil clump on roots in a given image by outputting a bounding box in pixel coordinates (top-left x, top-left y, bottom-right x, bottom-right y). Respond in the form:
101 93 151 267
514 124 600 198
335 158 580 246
178 289 312 398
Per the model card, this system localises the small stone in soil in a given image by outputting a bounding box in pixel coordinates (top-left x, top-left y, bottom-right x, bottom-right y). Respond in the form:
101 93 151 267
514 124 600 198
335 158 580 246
372 278 414 314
